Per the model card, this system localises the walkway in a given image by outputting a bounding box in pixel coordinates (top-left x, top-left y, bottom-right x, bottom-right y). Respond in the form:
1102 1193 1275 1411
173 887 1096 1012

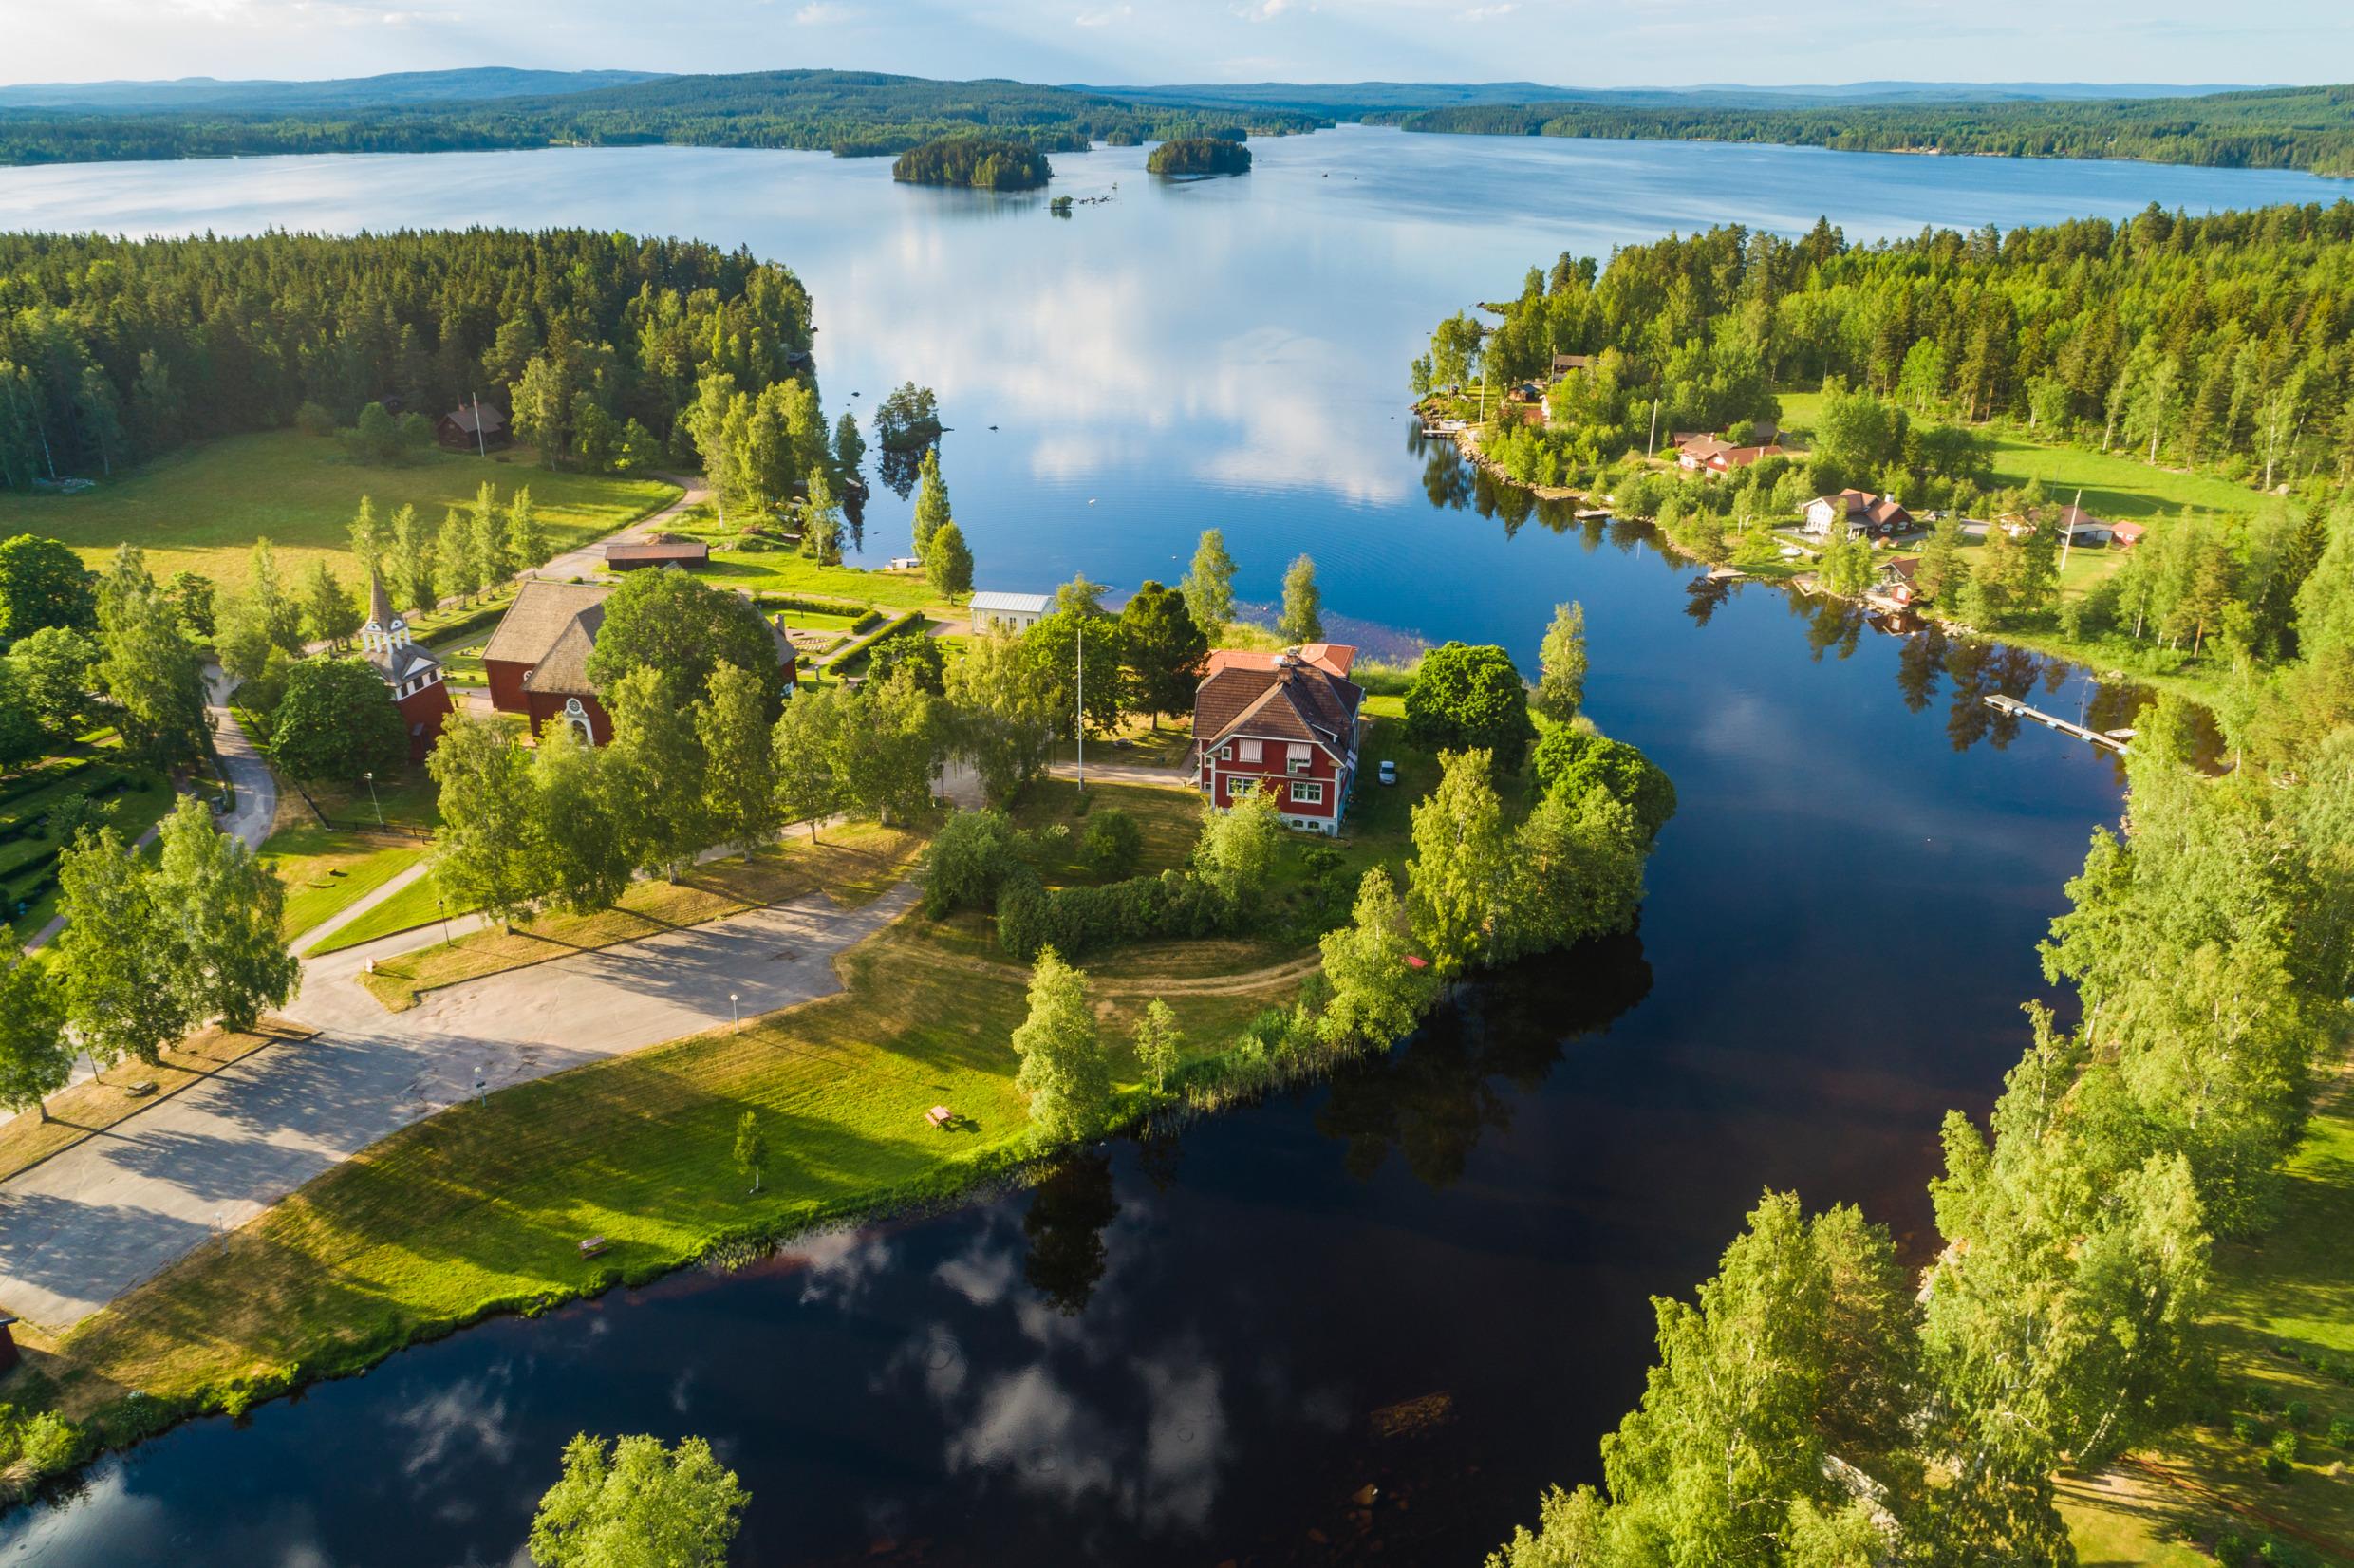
0 879 917 1333
1047 757 1195 788
529 474 707 582
19 676 273 952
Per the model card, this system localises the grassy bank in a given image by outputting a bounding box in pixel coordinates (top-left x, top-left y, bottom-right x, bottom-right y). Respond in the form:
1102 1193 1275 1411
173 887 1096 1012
0 430 678 585
17 868 1312 1473
2062 1063 2354 1564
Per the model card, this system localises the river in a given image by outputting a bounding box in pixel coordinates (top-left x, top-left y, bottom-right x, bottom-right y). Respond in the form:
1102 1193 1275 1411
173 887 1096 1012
0 125 2337 1565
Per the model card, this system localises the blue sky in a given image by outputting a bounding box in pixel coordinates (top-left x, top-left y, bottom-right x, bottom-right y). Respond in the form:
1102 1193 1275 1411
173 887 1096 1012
6 0 2348 89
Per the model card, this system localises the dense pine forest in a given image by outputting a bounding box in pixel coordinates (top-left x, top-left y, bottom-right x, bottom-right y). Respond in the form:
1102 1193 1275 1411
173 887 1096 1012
1382 82 2354 176
0 69 1325 167
1145 136 1253 177
0 229 815 488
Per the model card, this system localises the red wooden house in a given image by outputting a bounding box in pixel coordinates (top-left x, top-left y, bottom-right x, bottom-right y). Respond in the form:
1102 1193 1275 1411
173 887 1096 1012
360 570 454 762
481 579 797 746
1190 644 1364 834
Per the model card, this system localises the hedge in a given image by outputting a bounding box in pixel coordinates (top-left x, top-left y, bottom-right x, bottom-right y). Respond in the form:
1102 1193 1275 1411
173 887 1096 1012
996 868 1233 961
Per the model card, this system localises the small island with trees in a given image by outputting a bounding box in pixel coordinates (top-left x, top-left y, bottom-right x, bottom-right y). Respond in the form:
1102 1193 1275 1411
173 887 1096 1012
890 135 1052 191
1147 136 1252 177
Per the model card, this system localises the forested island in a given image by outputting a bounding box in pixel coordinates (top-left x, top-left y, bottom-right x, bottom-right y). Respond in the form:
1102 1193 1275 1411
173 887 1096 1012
889 135 1053 191
0 230 815 486
1146 136 1252 177
1378 82 2354 177
0 69 1320 167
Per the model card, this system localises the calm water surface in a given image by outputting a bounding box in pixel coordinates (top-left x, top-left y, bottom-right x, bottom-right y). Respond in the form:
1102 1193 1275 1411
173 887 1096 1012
0 127 2334 1565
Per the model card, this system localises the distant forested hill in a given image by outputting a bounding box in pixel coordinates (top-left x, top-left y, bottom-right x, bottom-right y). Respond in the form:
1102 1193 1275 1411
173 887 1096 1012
0 69 1328 167
1380 83 2354 176
1086 79 2259 118
0 68 663 113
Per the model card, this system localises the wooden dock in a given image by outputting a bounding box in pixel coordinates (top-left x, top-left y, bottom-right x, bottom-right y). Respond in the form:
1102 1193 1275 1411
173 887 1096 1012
1984 693 2129 753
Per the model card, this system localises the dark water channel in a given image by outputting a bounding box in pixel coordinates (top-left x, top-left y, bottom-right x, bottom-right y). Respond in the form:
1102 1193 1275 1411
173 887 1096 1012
0 125 2322 1564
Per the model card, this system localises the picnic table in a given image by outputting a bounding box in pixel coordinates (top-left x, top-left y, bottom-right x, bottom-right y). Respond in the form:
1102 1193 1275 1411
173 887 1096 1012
926 1106 954 1129
578 1236 608 1259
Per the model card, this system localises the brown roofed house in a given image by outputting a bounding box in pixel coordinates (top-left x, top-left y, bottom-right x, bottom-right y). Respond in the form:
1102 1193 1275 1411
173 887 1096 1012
1192 644 1364 835
482 580 799 746
606 533 711 571
436 402 509 451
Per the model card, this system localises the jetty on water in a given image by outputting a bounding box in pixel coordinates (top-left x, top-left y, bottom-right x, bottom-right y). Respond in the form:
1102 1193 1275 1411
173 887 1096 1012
1983 693 2130 753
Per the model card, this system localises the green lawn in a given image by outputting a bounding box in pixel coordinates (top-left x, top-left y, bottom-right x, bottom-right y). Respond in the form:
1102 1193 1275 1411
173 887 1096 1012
0 430 679 587
2144 1066 2354 1558
44 877 1305 1425
260 827 429 943
305 864 460 956
701 550 946 614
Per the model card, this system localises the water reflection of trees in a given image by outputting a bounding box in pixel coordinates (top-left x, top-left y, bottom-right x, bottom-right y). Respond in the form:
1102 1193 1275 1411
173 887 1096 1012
876 444 924 500
1311 929 1653 1189
1021 1151 1120 1316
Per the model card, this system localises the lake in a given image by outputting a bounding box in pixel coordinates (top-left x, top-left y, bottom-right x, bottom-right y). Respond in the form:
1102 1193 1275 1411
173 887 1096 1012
0 126 2336 1565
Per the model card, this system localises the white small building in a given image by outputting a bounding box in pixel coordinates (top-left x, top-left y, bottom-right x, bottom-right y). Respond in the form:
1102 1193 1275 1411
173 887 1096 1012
969 590 1053 634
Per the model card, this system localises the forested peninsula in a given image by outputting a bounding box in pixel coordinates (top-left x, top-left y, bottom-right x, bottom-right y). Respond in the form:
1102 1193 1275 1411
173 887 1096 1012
1458 199 2354 1568
1420 199 2354 744
1146 136 1252 177
0 69 1324 168
1378 83 2354 177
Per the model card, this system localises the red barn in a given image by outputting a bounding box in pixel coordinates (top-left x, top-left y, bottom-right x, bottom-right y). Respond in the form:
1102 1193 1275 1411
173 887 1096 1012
360 571 454 762
481 579 798 746
1191 644 1363 834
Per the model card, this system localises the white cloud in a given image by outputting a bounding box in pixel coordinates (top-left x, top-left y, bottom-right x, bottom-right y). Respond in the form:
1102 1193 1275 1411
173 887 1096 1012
1074 2 1131 23
793 1 853 22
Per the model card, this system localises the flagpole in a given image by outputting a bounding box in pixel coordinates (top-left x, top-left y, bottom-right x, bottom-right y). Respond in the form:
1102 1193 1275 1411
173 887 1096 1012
1075 624 1085 795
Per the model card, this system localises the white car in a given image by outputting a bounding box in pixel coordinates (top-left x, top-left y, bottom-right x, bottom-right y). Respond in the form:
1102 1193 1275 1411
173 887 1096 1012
1377 759 1398 786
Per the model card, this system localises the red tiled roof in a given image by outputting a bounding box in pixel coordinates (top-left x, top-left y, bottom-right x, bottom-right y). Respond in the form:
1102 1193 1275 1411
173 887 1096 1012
1193 647 1363 759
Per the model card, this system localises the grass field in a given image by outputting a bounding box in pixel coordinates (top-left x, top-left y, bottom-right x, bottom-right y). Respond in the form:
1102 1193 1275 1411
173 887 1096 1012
2060 1064 2354 1565
32 856 1306 1428
0 430 679 587
701 549 947 614
259 827 429 943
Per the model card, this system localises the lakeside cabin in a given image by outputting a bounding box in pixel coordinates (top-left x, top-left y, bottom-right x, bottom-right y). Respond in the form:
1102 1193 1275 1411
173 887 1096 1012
1550 353 1593 380
1191 644 1365 836
969 590 1053 634
1803 489 1913 540
1676 433 1788 475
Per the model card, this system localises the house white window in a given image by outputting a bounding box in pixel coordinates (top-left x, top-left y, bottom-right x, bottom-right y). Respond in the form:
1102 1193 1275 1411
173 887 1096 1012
1292 781 1324 805
1226 776 1254 799
1287 742 1313 775
1218 743 1233 761
1238 738 1262 763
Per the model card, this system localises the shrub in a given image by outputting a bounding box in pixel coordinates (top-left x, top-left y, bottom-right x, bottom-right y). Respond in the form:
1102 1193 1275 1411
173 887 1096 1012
2233 1414 2269 1445
2328 1415 2354 1448
1080 808 1142 880
292 400 336 436
997 867 1232 962
2285 1399 2311 1430
2261 1451 2293 1483
2216 1531 2252 1566
918 807 1024 919
2270 1429 2300 1465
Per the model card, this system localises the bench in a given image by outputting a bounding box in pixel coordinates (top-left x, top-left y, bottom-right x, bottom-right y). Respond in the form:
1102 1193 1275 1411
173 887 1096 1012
925 1106 954 1129
578 1236 608 1259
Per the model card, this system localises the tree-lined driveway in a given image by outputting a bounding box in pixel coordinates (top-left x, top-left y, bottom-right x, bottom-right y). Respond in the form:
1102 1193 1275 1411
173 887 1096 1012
0 878 915 1333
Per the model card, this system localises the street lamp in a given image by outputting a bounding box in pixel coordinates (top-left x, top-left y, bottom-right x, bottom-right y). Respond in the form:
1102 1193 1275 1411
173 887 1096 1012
364 770 383 828
438 892 452 948
474 1065 487 1105
730 991 740 1025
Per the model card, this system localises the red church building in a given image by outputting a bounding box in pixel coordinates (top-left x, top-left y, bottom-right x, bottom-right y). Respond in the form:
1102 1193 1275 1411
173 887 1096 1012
1190 644 1364 834
481 579 798 746
361 571 454 762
